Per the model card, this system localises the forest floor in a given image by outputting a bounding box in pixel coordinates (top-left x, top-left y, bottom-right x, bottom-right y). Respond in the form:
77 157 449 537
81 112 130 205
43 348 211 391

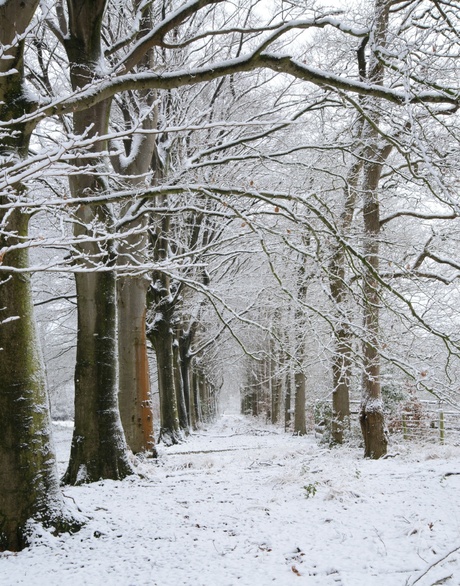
2 414 460 586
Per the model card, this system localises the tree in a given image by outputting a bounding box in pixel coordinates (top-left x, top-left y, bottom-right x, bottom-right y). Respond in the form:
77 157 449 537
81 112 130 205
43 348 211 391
0 0 82 550
60 0 134 484
357 0 392 458
110 2 157 455
2 4 460 546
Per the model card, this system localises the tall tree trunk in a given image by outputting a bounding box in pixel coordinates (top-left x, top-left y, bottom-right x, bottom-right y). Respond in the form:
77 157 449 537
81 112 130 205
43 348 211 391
174 339 189 433
117 276 155 453
0 215 83 549
116 150 156 455
198 369 209 422
179 329 194 427
192 366 202 425
359 146 391 458
62 0 133 484
148 207 183 444
329 158 362 444
148 306 182 445
294 371 307 435
271 362 282 425
359 0 392 459
294 262 308 435
284 371 292 431
115 0 157 455
0 0 82 550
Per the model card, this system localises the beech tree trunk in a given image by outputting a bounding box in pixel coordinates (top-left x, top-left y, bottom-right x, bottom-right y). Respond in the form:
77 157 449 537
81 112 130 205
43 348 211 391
117 277 155 453
150 310 182 444
115 1 157 455
62 0 133 483
0 215 83 550
192 367 202 425
179 329 194 428
148 206 184 444
174 340 189 433
0 0 82 550
116 157 155 455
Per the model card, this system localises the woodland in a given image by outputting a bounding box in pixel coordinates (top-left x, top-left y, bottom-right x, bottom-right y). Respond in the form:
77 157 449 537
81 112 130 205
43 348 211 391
1 0 460 555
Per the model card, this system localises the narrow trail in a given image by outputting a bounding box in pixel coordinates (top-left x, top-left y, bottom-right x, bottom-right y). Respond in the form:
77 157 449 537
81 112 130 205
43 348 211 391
2 415 460 586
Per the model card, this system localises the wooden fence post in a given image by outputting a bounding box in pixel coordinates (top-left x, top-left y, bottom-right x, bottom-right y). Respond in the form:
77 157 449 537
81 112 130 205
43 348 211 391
439 411 445 444
402 413 408 441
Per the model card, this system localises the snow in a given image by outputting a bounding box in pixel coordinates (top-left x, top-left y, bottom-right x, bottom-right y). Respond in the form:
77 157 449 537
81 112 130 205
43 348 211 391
2 415 460 586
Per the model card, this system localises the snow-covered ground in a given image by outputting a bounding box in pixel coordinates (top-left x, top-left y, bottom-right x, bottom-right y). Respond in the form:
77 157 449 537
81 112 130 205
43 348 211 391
2 415 460 586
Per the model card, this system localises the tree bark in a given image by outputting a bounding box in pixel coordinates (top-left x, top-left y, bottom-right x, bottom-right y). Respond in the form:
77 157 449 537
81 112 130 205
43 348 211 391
148 204 184 444
293 262 308 435
174 339 189 433
179 329 194 427
62 0 133 483
294 371 307 435
114 1 157 455
0 215 83 549
359 149 389 458
148 302 182 445
117 277 155 453
329 158 361 444
359 0 392 459
284 371 292 431
0 0 82 550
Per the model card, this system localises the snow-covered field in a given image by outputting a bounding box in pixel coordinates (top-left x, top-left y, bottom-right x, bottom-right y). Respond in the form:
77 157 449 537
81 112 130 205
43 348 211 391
2 415 460 586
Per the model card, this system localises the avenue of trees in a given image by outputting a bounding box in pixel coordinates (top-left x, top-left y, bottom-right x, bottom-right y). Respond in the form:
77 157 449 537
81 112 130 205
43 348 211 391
1 0 460 551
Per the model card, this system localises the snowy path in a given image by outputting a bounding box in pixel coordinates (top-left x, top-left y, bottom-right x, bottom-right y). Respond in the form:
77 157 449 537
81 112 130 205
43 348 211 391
2 415 460 586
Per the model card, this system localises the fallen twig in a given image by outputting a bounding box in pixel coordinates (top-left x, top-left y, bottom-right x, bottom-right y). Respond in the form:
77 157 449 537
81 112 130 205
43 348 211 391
410 546 460 585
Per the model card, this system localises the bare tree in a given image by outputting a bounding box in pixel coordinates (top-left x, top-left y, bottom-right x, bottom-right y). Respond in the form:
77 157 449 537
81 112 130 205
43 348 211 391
0 0 82 550
60 0 134 484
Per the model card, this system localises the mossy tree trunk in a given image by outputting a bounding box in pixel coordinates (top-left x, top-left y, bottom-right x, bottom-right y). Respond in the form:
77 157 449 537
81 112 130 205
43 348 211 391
0 0 82 550
61 0 133 484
